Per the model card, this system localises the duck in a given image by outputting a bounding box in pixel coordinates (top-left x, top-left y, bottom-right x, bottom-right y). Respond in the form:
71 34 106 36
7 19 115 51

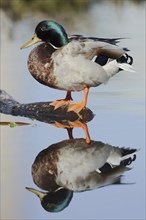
21 20 135 113
26 138 137 212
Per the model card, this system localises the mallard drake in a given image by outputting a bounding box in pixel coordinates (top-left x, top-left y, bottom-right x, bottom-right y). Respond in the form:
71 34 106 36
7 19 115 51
26 138 137 212
21 20 135 113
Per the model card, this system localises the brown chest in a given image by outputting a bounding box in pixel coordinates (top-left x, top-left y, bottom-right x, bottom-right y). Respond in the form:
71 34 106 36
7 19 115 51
27 43 57 88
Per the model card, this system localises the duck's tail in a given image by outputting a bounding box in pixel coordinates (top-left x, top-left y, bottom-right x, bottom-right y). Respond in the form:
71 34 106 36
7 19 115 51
95 146 138 187
106 146 138 167
103 53 135 78
117 53 135 72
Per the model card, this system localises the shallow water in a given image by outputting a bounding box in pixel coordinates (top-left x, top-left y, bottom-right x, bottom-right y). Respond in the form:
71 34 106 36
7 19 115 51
1 1 145 219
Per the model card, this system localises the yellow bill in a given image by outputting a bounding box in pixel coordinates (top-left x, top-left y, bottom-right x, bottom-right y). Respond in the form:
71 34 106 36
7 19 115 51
20 33 42 49
25 187 47 201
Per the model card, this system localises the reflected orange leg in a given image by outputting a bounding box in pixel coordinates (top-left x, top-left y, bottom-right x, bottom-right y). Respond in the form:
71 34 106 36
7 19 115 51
52 120 91 144
67 86 89 113
50 91 72 109
69 120 91 144
81 123 91 144
66 128 74 140
52 121 67 128
52 122 74 139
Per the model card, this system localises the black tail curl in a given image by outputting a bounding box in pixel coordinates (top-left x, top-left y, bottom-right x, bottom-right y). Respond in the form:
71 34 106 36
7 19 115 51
117 53 133 65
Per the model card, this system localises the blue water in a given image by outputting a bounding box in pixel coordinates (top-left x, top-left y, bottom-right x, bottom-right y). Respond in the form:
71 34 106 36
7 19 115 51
1 1 145 219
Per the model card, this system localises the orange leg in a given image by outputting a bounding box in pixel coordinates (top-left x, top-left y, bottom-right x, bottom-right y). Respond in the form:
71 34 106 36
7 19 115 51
67 86 89 113
52 120 91 144
66 128 74 140
52 122 74 139
80 123 91 144
65 91 73 100
69 120 91 144
50 91 72 109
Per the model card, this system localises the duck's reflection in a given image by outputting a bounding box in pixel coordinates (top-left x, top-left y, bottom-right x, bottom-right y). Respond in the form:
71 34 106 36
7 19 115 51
26 137 137 212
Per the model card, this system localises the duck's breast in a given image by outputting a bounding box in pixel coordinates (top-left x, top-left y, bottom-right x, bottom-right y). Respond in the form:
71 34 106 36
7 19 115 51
28 43 58 88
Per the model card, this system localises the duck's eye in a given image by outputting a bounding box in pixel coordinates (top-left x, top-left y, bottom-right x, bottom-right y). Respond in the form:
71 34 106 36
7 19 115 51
41 26 48 31
41 27 45 31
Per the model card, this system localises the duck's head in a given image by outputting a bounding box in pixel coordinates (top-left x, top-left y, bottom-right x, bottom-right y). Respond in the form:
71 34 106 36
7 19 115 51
26 187 73 212
21 20 69 49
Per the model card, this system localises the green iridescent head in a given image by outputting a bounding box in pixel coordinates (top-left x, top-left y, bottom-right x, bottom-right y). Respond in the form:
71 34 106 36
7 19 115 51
21 20 69 49
26 187 73 212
